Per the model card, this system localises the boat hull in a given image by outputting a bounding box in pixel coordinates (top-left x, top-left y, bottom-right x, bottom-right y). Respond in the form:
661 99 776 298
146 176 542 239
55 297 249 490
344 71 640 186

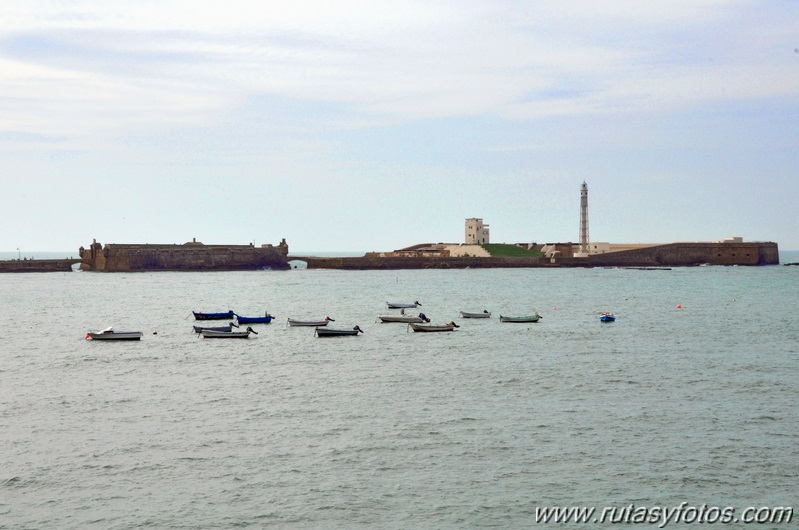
236 315 273 324
408 323 456 332
87 331 143 341
460 311 491 318
499 315 541 323
201 330 252 338
378 315 424 323
287 318 331 327
193 311 236 321
387 302 420 309
193 324 236 333
315 327 363 337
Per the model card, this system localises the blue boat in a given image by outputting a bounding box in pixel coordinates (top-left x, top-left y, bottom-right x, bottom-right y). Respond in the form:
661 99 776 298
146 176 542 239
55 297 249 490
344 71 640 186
236 313 274 324
193 310 236 321
600 312 616 322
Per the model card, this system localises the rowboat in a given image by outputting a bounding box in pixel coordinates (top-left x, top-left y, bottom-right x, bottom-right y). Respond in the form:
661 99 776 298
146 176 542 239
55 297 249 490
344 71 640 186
408 321 459 332
499 313 541 323
377 312 430 323
201 326 257 339
287 316 334 327
236 313 274 324
86 327 143 341
193 310 236 321
599 312 616 322
459 310 491 318
192 323 238 333
315 325 364 337
387 301 421 309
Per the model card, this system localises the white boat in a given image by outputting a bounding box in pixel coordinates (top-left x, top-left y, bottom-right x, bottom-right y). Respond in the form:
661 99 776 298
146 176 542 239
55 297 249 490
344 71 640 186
408 321 459 332
201 326 257 339
377 312 429 323
459 310 491 318
499 314 541 323
86 327 143 341
387 301 421 309
287 316 334 327
315 325 364 337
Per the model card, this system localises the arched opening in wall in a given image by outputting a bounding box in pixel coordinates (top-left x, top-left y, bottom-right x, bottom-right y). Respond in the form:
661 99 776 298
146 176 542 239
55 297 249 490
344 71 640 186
288 260 308 269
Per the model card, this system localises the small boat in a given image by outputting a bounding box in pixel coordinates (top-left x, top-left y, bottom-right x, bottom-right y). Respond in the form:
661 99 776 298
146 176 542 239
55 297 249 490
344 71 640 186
287 316 334 327
599 312 616 322
408 321 459 332
499 313 542 323
315 325 364 337
387 301 421 309
201 326 257 339
377 312 430 323
236 312 274 324
193 310 236 321
459 310 491 318
192 322 238 333
86 327 143 341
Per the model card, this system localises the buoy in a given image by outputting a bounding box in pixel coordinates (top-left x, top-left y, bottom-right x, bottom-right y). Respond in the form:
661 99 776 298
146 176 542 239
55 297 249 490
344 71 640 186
553 307 557 310
677 304 682 309
153 330 158 335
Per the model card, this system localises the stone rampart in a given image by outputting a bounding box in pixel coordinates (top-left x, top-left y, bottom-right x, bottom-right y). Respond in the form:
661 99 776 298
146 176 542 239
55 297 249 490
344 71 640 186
556 242 779 267
80 240 290 271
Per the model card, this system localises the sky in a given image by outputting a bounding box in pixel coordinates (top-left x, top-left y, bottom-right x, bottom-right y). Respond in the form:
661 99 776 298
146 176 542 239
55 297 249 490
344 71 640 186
1 0 797 253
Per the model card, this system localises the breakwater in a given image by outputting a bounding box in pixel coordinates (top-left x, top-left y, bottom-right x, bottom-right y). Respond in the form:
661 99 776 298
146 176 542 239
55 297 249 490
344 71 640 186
0 258 80 273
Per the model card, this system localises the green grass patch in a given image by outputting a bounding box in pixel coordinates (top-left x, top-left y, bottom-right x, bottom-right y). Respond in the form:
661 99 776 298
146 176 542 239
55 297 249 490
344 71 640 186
481 244 543 257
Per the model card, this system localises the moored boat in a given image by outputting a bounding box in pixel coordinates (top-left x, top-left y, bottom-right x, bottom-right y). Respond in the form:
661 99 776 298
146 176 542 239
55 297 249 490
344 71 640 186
236 312 274 324
459 310 491 318
599 312 616 322
86 327 143 341
315 325 364 337
287 316 334 327
387 301 421 309
377 312 429 323
192 323 238 333
499 313 541 323
408 321 459 332
201 326 257 339
193 310 236 321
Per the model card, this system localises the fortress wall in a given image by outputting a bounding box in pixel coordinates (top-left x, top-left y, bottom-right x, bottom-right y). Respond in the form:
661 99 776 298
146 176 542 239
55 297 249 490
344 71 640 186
82 242 290 271
558 242 779 267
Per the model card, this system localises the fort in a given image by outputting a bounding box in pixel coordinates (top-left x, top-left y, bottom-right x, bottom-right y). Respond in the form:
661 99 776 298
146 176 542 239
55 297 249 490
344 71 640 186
78 238 290 272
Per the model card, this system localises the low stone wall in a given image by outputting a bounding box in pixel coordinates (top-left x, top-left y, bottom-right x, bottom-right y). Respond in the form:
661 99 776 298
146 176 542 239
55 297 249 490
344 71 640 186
0 259 79 273
298 256 542 270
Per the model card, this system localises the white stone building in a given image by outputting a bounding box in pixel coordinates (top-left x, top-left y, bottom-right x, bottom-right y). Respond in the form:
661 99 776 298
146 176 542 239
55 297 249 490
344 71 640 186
465 218 490 244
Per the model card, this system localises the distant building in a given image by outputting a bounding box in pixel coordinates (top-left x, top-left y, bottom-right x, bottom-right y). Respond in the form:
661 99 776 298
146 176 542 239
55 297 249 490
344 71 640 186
465 218 490 244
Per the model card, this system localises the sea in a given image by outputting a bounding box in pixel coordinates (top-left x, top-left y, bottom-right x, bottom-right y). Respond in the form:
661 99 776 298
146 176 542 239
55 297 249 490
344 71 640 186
1 251 798 529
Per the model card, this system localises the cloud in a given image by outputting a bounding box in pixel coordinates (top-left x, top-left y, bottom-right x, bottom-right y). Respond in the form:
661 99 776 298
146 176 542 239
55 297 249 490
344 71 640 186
0 0 796 143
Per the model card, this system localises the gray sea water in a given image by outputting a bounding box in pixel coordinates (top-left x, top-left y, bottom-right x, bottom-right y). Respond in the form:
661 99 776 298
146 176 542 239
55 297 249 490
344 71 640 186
2 256 798 529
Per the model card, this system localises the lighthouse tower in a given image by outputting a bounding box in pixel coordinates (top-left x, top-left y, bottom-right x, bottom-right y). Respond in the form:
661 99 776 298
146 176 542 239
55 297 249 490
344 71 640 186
579 181 589 254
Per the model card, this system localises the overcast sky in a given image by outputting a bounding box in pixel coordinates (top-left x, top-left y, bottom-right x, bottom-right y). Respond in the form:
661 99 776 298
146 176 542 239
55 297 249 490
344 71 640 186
1 0 797 253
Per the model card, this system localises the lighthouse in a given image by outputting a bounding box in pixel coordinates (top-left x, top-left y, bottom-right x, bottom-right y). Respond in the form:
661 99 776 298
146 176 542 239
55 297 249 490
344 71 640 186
579 181 589 254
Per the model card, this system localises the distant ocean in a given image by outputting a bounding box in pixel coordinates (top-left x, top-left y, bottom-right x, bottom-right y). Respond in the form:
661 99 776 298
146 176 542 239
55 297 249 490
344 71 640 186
1 251 798 528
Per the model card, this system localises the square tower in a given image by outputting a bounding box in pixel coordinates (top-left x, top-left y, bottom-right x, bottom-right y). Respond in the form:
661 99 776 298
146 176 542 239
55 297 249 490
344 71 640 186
465 218 490 244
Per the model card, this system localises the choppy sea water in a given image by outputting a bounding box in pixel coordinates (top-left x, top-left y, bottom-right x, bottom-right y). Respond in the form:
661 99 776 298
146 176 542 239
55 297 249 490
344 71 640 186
1 255 798 529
